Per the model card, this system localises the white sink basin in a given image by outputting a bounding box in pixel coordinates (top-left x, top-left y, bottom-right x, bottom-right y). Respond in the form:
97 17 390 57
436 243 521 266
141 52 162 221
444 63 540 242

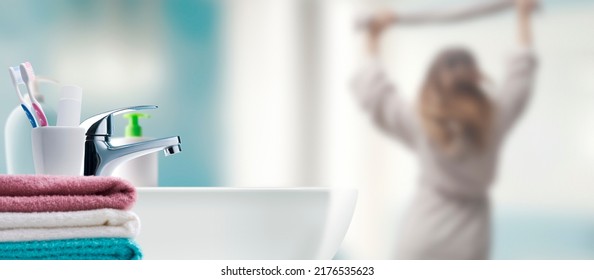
132 187 357 259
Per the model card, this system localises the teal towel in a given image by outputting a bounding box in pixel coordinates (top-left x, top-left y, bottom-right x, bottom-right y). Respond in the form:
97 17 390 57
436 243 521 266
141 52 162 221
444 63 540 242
0 238 142 260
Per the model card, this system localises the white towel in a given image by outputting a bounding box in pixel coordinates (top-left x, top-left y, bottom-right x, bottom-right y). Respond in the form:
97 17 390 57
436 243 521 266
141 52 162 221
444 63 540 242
356 0 539 29
0 209 140 242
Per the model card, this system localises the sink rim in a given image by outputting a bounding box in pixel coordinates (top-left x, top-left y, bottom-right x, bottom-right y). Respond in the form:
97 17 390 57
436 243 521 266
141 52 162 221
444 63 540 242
132 186 358 259
136 187 358 193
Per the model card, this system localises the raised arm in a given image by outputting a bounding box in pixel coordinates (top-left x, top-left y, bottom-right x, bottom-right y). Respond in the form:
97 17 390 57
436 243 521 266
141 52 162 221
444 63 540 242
352 11 417 149
366 10 397 57
516 0 533 47
495 0 538 134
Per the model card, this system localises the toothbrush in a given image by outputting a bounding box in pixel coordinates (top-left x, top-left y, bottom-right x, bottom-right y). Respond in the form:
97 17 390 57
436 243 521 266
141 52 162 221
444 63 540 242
8 66 38 128
20 62 48 127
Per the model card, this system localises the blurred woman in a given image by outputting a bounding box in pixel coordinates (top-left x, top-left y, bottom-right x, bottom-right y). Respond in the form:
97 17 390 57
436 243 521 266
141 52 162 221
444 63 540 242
352 0 538 259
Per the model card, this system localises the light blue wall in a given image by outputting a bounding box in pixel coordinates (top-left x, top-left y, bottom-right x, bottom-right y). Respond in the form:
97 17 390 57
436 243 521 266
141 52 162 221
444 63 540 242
0 0 221 186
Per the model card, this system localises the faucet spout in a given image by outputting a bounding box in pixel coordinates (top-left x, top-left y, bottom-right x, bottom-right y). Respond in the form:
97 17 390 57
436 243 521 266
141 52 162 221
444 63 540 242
84 136 181 176
81 105 182 176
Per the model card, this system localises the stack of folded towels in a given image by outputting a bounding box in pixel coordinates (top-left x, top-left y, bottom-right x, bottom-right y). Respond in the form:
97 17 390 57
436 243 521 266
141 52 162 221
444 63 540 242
0 175 142 260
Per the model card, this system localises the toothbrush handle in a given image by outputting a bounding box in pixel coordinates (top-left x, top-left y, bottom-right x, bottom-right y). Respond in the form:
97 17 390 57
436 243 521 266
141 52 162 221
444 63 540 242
21 104 38 128
31 102 48 127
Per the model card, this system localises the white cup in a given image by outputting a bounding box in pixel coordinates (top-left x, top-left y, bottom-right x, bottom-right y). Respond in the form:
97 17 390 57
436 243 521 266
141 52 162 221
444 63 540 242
31 126 85 176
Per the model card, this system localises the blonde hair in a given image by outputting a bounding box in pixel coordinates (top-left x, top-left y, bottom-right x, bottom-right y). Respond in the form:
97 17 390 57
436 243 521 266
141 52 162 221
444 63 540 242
419 47 492 156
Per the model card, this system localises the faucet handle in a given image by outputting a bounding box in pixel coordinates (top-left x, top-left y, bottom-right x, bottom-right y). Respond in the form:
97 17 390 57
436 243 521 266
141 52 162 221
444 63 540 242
80 105 158 136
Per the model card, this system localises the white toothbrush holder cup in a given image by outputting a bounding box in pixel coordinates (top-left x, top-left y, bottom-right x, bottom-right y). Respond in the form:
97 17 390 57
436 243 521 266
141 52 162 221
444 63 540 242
31 126 85 176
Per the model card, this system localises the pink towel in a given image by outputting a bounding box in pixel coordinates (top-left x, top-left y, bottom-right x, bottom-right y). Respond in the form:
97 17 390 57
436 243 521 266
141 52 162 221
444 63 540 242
0 175 136 212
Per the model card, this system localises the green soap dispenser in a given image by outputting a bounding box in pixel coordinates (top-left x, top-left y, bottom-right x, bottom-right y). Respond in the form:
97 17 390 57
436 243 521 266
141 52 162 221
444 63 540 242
111 113 158 187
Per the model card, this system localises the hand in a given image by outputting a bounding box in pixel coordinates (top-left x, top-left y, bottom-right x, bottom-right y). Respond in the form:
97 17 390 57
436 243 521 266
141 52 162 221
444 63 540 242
366 10 396 55
367 10 397 38
515 0 537 15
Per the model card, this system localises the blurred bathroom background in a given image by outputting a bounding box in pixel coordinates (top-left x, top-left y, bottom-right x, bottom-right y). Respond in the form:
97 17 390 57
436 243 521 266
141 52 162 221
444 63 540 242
1 0 594 259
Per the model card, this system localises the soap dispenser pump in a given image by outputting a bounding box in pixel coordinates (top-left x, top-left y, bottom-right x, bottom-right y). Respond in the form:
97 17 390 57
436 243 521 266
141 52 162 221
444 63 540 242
111 113 158 187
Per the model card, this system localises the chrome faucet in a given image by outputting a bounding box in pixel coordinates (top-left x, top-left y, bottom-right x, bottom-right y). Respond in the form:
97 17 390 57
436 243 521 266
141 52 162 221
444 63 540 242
80 105 182 176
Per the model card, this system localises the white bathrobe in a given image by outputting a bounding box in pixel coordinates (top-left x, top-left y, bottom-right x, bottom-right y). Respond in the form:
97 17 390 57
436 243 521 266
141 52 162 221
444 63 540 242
352 48 537 259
